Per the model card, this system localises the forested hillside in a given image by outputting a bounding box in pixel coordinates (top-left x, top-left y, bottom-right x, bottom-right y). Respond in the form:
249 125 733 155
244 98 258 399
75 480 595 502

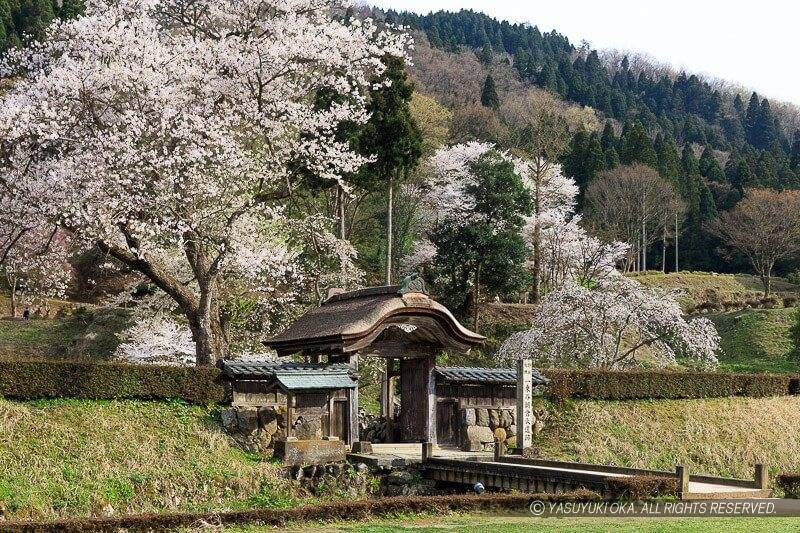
378 8 800 274
0 0 83 50
390 9 800 185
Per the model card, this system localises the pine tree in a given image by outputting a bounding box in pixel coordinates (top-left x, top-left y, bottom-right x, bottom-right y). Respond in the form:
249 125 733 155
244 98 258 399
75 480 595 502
791 130 800 171
680 145 701 211
356 56 422 283
620 120 657 168
699 146 725 182
480 74 500 110
600 121 616 151
655 135 681 187
477 43 493 65
745 92 764 148
605 146 620 168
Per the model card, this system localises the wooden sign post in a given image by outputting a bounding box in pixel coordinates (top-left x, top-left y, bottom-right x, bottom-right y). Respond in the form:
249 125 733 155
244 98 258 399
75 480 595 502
516 358 534 450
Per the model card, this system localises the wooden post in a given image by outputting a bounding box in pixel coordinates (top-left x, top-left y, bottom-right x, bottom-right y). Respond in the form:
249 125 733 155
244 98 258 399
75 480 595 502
285 392 294 440
422 441 433 461
676 465 689 496
754 463 768 489
516 359 534 450
426 355 437 444
494 439 507 461
347 353 359 445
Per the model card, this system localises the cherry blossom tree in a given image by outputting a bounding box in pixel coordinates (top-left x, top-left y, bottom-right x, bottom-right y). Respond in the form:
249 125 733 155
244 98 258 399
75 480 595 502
498 276 720 369
0 0 408 364
0 215 72 317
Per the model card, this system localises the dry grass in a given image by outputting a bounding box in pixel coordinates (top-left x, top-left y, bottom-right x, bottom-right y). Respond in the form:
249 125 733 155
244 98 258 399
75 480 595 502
0 399 300 520
631 271 800 311
537 396 800 480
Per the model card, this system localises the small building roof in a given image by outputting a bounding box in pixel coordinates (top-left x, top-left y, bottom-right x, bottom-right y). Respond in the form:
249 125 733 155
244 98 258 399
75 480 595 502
264 282 485 357
435 366 550 386
275 373 356 391
216 360 357 390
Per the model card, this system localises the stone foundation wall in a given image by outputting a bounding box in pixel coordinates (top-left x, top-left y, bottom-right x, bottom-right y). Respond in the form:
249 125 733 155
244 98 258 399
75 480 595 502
459 406 547 451
221 405 286 452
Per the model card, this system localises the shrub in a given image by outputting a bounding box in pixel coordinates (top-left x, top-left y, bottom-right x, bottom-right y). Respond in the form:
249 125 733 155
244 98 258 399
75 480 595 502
542 369 796 401
777 474 800 498
0 359 225 403
791 308 800 361
605 476 678 500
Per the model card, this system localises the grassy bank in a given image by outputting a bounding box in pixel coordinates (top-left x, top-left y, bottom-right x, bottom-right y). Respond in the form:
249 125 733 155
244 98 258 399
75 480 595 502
709 308 799 373
0 307 128 360
0 399 302 520
536 396 800 480
631 271 800 312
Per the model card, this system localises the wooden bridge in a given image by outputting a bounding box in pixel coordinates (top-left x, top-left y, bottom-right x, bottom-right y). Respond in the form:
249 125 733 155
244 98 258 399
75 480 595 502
423 455 772 500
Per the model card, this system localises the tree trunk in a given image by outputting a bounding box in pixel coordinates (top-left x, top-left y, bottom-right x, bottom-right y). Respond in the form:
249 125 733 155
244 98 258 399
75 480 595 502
761 271 772 297
386 172 394 285
641 216 647 271
188 292 228 366
674 213 679 273
9 276 17 318
531 166 542 303
661 225 667 273
339 185 348 288
472 264 481 333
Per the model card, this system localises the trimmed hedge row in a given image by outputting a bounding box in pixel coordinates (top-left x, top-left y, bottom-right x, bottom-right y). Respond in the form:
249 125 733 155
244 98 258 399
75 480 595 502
0 359 225 404
1 360 797 404
604 476 678 500
542 369 800 401
0 491 602 533
777 474 800 499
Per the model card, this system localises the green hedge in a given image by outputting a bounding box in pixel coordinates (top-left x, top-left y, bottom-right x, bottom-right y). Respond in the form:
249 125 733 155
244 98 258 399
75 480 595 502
1 360 798 404
542 369 800 401
0 360 225 404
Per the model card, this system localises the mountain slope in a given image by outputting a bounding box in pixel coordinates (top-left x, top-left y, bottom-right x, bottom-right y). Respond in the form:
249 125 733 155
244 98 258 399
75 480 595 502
386 8 800 190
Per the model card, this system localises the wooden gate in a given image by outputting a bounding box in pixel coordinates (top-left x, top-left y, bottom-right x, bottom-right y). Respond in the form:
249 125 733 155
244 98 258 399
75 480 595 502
436 400 459 445
399 356 435 442
330 399 349 442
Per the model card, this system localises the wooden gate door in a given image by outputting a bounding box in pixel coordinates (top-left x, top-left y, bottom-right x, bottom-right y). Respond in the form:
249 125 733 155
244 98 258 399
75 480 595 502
399 356 435 442
436 400 459 445
331 399 348 442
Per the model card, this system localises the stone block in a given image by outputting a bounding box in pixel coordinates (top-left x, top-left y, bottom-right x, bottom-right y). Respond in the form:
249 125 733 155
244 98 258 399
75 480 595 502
499 410 513 428
488 409 501 429
258 406 278 426
351 441 373 454
506 424 517 437
475 408 489 427
236 407 259 434
461 408 476 426
221 408 238 432
506 436 516 448
293 416 322 440
273 439 347 465
493 427 507 441
461 424 495 452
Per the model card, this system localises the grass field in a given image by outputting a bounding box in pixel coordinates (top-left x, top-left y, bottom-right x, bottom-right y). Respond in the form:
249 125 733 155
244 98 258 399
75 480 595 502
0 399 308 520
0 307 128 360
535 396 800 480
631 271 800 312
228 515 800 532
709 308 799 373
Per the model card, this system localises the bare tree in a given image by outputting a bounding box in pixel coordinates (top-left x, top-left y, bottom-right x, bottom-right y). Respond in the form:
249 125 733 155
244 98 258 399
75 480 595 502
503 106 570 303
585 164 682 273
709 189 800 296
